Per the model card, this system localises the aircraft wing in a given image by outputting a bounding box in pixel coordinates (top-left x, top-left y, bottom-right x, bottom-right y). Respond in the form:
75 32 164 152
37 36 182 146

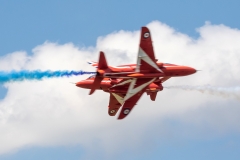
118 78 156 119
108 93 124 116
136 27 163 73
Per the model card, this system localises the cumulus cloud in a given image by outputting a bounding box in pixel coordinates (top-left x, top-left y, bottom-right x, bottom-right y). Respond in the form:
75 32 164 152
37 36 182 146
0 21 240 159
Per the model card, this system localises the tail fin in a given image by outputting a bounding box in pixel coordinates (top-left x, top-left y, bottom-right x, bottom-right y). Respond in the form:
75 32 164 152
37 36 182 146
89 51 108 95
98 51 108 70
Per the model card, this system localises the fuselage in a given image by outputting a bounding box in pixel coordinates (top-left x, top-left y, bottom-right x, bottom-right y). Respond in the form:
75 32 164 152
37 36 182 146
97 62 196 78
76 77 163 94
76 62 196 93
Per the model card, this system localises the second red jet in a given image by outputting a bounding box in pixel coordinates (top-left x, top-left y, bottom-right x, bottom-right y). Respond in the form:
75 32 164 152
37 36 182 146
76 27 196 119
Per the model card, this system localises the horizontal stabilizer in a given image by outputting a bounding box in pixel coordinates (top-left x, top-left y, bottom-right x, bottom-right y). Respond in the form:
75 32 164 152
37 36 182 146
89 51 109 95
150 92 157 101
87 61 98 68
89 76 103 95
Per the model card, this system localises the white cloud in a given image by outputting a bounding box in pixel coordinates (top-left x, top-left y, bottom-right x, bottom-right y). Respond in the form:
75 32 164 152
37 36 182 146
0 21 240 158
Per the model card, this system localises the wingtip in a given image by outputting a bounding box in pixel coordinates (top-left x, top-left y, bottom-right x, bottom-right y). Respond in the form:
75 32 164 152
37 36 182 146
117 114 125 120
141 26 150 31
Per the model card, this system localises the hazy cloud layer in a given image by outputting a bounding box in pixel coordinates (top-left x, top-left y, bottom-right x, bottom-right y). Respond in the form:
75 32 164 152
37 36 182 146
0 21 240 159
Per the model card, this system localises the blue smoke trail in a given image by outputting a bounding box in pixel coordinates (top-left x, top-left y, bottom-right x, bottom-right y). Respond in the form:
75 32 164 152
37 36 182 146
0 70 96 83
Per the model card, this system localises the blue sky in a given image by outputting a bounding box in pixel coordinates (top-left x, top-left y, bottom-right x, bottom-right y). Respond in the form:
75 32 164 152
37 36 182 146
0 1 240 160
1 0 239 54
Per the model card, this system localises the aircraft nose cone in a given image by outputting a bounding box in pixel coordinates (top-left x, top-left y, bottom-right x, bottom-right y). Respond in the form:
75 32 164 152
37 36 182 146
189 67 197 74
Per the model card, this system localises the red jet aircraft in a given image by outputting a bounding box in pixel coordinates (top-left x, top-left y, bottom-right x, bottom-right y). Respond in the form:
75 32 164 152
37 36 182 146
76 27 196 119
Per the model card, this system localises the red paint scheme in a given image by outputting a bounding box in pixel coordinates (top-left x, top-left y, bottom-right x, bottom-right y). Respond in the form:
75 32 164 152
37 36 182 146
76 27 196 120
